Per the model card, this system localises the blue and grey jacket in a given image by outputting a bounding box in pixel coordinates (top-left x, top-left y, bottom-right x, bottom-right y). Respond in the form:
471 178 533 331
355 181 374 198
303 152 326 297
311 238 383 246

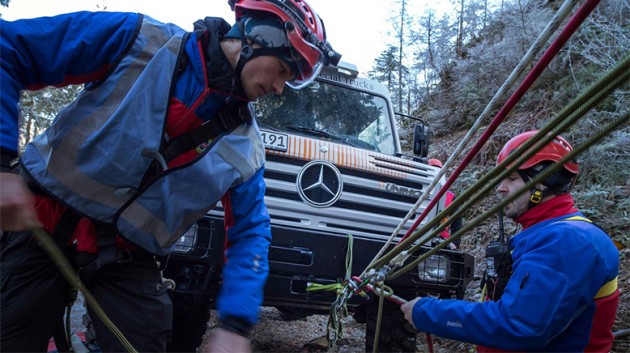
1 11 271 326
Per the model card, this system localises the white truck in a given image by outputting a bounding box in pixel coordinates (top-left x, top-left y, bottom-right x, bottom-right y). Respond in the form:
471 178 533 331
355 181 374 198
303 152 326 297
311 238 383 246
164 62 474 352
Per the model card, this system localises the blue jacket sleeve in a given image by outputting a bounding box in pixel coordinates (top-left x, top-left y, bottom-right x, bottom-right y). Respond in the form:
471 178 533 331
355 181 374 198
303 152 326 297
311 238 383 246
411 220 616 350
0 11 141 155
216 166 271 326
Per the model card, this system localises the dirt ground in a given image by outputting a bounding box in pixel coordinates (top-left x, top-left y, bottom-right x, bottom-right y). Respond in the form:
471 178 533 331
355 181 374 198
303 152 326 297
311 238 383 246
200 307 367 353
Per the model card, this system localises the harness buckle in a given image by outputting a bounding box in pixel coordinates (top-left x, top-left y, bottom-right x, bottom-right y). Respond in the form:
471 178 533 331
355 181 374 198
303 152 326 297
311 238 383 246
530 190 543 204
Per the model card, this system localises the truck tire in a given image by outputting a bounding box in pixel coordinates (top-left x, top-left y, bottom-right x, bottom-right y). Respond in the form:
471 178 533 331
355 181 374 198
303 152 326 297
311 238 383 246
366 298 417 352
167 302 210 352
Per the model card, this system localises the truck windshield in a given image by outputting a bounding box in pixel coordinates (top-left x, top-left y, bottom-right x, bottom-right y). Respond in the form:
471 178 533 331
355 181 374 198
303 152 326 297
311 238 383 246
254 80 396 154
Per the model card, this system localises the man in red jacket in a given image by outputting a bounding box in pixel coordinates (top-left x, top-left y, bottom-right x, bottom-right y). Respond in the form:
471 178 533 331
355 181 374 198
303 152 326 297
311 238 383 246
428 158 462 249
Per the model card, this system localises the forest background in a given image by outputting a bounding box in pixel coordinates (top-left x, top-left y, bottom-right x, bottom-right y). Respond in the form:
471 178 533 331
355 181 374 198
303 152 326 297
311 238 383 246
3 0 628 351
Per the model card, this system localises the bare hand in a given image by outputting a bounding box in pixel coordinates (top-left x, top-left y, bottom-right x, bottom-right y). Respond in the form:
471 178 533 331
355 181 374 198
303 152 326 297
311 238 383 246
400 297 421 329
202 328 252 353
0 172 39 231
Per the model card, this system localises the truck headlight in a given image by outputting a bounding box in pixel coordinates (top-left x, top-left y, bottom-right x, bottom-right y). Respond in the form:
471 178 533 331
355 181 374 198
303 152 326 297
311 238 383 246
418 255 450 283
173 224 198 254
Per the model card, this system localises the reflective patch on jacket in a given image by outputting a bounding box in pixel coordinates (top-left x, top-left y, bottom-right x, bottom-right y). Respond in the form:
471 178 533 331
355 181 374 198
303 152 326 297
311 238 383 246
20 16 264 255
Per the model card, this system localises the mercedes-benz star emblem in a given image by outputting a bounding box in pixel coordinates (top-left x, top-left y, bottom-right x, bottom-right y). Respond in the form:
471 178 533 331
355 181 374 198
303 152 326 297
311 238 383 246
297 161 343 208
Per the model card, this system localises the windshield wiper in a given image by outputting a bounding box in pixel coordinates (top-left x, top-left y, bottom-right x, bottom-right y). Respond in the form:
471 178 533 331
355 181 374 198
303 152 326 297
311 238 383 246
257 122 281 131
285 125 359 148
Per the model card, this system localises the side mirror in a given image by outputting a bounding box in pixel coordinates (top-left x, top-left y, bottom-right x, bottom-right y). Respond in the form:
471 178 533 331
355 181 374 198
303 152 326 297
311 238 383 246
413 124 430 157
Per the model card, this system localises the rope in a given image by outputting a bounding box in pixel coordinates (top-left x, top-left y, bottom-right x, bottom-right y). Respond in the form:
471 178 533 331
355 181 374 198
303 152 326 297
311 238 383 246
306 234 355 348
328 0 621 348
371 52 629 278
396 0 603 248
31 226 138 353
362 0 581 276
391 109 629 279
372 282 387 353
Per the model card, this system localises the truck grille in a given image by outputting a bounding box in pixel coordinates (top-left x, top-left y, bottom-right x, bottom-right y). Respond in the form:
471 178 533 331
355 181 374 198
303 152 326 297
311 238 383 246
263 153 444 240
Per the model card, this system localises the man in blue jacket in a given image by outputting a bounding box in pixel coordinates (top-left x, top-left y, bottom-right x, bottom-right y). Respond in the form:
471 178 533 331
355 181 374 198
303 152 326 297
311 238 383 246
401 131 619 352
0 0 339 352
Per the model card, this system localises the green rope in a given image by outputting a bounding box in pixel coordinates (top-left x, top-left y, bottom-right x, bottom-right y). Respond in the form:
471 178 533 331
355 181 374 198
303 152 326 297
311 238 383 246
315 234 355 348
366 54 629 278
371 282 386 353
391 110 628 279
31 227 138 353
306 282 343 292
363 0 578 274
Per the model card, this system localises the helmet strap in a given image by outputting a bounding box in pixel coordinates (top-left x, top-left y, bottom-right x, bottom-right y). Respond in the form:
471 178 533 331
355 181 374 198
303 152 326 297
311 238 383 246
235 20 253 80
518 170 545 209
519 169 572 209
234 19 294 81
529 189 543 207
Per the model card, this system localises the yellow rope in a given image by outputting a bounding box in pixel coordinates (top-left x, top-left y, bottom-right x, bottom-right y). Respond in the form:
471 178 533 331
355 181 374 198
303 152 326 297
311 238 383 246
31 227 138 353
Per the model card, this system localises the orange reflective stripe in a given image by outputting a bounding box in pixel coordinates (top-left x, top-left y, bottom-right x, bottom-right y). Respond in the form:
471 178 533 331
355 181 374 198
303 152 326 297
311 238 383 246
595 277 618 299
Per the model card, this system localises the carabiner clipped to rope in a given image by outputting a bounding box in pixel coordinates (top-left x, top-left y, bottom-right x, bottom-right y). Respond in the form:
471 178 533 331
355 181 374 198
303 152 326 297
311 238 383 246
352 275 407 305
326 286 349 347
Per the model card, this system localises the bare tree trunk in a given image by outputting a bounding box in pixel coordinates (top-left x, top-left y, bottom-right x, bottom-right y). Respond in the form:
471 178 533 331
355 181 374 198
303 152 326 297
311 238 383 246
427 12 435 71
398 0 406 112
483 0 489 31
456 0 465 58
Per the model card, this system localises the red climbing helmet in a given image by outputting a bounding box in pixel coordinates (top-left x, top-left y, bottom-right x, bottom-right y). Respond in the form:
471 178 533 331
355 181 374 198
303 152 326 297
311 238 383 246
497 130 579 174
428 158 443 168
230 0 340 89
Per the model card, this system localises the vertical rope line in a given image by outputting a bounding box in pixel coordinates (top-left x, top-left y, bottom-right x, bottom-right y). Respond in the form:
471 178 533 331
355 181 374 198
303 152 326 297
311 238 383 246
362 0 581 274
397 0 602 245
369 53 629 274
390 111 629 279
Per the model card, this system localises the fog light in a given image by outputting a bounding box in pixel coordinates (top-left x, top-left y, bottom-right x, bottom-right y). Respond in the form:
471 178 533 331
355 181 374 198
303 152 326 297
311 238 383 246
173 224 198 254
418 255 450 282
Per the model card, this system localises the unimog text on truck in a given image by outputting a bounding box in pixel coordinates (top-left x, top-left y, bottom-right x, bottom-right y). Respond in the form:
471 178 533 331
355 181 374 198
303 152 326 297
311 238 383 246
164 62 474 352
